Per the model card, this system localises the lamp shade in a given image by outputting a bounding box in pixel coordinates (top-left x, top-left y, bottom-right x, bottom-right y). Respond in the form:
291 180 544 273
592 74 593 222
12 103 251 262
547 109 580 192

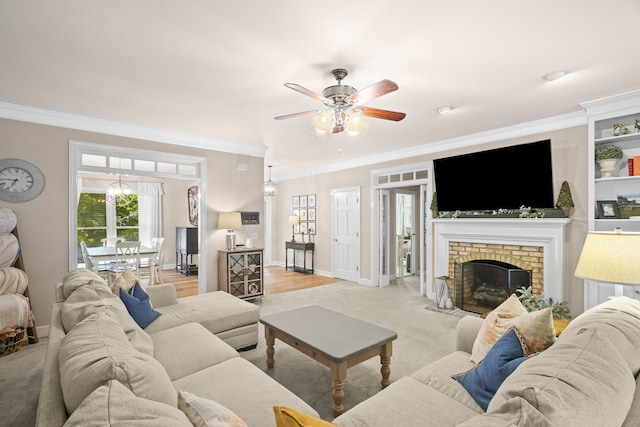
218 212 242 230
574 230 640 285
288 215 300 225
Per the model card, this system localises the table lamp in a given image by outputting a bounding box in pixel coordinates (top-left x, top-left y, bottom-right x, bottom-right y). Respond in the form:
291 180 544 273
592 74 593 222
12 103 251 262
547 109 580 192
574 228 640 297
288 215 300 242
218 212 242 250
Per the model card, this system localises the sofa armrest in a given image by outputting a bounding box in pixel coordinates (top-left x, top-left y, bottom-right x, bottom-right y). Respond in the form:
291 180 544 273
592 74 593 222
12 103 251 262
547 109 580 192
456 315 484 353
145 284 177 307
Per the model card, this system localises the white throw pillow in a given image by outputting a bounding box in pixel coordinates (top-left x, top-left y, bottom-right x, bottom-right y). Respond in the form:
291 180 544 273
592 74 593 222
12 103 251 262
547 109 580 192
178 390 248 427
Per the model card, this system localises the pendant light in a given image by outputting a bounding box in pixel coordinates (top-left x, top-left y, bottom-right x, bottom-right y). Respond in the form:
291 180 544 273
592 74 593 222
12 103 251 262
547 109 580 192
264 165 277 196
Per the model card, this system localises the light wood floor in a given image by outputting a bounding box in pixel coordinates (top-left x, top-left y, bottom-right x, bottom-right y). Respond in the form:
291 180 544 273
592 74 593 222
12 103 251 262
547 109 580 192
158 265 338 298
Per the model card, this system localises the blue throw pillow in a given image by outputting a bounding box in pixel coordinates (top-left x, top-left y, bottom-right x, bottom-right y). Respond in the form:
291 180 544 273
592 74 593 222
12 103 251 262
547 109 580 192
119 282 160 329
454 327 529 411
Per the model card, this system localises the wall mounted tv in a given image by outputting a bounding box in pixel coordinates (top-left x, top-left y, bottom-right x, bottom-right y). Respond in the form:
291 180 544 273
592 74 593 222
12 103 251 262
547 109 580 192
433 139 554 212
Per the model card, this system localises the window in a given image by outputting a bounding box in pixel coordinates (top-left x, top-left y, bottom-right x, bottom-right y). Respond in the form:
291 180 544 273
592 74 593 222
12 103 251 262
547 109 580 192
77 191 139 262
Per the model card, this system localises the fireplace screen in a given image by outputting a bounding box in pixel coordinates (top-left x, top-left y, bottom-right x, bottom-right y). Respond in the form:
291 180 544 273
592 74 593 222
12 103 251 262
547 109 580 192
453 260 531 314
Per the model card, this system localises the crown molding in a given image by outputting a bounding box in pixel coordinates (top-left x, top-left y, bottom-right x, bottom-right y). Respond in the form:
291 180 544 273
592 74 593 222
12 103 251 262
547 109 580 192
275 110 588 182
0 102 267 158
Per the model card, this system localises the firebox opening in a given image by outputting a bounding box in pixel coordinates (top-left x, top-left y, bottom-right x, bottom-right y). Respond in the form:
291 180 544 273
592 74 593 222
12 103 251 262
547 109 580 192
454 260 531 315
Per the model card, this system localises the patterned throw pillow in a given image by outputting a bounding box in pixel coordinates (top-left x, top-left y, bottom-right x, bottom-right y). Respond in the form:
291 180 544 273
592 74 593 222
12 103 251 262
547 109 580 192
178 390 248 427
470 294 555 364
455 328 531 411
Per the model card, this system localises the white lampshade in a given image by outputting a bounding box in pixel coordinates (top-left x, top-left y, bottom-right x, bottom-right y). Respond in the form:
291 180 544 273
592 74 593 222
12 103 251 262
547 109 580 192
288 215 300 225
218 212 242 230
575 229 640 285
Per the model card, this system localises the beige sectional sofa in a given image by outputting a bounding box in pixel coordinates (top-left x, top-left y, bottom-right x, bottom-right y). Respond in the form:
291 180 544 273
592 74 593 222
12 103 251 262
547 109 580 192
36 269 317 426
333 296 640 426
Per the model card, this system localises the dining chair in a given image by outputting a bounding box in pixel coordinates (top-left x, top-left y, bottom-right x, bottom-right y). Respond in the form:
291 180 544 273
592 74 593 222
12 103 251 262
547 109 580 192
101 237 126 247
80 241 110 280
108 240 141 286
139 237 165 285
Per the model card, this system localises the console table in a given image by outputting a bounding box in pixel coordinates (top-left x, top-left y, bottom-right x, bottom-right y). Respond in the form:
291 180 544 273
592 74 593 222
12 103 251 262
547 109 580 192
285 241 314 274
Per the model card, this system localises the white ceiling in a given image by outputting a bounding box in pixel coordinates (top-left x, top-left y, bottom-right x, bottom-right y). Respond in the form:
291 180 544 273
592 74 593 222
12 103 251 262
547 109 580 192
2 1 640 180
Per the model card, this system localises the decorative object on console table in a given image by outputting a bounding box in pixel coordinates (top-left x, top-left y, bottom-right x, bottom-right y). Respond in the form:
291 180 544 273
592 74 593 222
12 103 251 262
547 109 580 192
575 228 640 298
596 200 620 219
288 215 299 242
595 145 623 178
218 212 242 250
555 181 574 218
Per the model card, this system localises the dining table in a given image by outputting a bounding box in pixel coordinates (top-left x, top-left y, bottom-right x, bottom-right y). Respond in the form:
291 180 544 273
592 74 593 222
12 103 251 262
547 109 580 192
86 244 158 284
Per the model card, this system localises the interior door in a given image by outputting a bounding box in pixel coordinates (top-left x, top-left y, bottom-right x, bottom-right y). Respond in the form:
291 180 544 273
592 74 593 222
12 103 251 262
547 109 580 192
332 188 360 281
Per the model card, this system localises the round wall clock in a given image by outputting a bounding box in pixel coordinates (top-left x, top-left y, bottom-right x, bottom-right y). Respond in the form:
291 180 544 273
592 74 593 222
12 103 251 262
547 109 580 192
0 159 46 203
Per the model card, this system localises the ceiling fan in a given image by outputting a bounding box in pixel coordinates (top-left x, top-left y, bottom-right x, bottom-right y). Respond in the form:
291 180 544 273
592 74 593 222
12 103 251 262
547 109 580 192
274 68 406 137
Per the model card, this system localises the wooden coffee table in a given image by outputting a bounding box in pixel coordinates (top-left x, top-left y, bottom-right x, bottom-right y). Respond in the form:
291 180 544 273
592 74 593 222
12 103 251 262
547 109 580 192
260 305 397 416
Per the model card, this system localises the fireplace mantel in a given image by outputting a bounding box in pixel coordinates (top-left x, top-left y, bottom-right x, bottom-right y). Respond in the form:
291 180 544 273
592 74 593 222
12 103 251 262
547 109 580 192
431 218 571 303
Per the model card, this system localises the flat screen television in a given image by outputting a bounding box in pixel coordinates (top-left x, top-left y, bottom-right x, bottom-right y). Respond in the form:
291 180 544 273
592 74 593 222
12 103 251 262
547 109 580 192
433 139 554 212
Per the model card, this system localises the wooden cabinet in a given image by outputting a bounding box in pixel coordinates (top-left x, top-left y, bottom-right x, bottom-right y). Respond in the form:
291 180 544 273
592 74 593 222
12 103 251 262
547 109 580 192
218 248 263 300
176 227 198 275
583 95 640 309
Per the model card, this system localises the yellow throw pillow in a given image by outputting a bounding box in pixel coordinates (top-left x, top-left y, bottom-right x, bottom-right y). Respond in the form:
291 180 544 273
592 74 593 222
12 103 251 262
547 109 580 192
470 294 556 364
273 406 336 427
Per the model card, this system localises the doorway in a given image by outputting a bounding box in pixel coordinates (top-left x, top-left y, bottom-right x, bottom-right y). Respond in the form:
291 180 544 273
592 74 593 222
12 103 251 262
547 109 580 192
331 187 361 282
396 191 416 278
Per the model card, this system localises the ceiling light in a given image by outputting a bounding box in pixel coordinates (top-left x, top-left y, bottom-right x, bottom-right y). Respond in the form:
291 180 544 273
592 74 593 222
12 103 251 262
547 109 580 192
106 175 132 206
543 71 568 82
311 107 367 139
437 106 453 114
263 165 277 197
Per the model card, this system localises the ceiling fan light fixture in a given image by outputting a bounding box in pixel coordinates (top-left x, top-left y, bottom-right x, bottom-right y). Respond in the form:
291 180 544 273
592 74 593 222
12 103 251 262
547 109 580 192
346 111 367 138
313 110 333 132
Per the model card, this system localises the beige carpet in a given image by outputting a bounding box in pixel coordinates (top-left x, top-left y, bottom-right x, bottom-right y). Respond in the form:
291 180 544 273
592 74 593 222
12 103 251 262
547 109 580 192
0 277 471 425
241 278 464 421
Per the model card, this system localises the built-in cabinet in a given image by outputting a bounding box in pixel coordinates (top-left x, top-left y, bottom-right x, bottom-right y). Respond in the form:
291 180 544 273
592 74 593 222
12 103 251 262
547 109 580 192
218 248 264 300
585 96 640 309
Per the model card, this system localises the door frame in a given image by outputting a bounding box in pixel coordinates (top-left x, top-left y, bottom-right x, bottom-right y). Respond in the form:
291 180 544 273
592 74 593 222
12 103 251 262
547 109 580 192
395 189 417 279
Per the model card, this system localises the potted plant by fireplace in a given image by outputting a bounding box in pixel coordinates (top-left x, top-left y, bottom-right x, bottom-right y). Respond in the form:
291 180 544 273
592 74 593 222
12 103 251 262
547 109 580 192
595 145 623 178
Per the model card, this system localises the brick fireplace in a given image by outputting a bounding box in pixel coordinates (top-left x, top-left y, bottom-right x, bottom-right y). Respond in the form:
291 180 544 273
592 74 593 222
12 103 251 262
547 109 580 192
431 218 571 308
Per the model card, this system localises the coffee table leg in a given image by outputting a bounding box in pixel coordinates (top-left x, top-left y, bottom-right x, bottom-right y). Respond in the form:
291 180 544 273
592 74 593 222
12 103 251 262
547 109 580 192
380 342 392 388
330 362 347 416
265 327 275 369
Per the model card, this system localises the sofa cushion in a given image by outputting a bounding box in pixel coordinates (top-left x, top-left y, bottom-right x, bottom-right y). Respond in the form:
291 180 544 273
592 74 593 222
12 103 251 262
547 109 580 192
489 326 635 426
273 405 336 427
144 291 259 336
61 278 154 356
119 282 161 329
458 396 553 427
173 357 319 427
455 328 530 411
64 380 191 426
410 350 482 412
61 268 107 299
178 390 248 427
150 323 238 380
58 310 177 414
332 376 482 427
471 294 555 364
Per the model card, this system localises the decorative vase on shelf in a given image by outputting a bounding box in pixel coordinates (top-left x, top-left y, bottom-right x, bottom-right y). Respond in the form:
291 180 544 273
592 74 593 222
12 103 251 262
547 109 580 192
598 158 619 178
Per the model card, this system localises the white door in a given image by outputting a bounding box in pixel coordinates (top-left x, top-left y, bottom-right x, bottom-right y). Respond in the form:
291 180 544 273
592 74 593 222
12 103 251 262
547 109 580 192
332 188 360 281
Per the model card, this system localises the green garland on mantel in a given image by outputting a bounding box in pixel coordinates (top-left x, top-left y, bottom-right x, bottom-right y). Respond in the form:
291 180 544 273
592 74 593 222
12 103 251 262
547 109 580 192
436 206 566 219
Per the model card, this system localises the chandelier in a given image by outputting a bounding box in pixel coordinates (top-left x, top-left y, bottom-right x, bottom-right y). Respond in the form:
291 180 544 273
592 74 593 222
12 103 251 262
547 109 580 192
263 165 277 196
106 175 132 206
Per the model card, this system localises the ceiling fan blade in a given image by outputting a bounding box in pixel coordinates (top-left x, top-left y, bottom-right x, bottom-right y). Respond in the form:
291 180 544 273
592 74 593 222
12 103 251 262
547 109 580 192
274 110 319 120
346 79 399 105
361 106 406 121
284 83 328 102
